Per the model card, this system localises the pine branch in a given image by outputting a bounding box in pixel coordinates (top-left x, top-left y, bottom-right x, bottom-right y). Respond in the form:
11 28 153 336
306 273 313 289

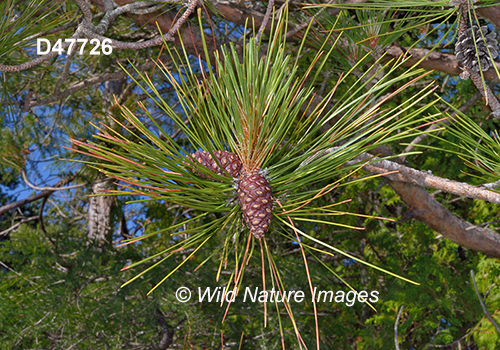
0 216 39 236
21 170 84 191
390 180 500 258
6 60 158 108
0 26 84 73
365 146 500 259
351 152 500 205
0 0 203 72
0 174 77 217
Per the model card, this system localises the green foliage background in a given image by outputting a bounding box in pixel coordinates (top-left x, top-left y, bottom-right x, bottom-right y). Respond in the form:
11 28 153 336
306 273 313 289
1 1 500 349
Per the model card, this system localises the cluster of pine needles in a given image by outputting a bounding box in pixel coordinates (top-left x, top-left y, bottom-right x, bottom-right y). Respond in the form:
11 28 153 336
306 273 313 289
71 13 443 347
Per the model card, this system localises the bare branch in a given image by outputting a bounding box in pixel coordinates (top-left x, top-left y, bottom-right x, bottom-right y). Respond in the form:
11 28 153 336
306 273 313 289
166 0 199 39
82 27 169 50
392 178 500 258
304 149 500 205
365 145 500 258
0 216 39 236
471 270 500 334
350 153 500 205
94 2 157 35
82 0 198 48
394 305 404 350
300 144 500 256
1 0 200 73
21 170 84 192
255 0 274 42
0 174 77 217
73 0 93 26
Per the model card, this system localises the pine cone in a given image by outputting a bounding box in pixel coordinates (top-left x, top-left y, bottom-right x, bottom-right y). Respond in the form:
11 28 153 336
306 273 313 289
238 172 273 239
187 150 243 179
455 25 498 72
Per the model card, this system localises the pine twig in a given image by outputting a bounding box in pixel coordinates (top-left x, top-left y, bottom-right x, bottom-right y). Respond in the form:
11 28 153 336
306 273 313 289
394 305 404 350
351 153 500 204
0 174 77 216
302 149 500 205
255 0 275 42
0 0 195 73
166 0 199 39
300 146 500 258
470 270 500 334
0 26 84 73
21 170 83 192
0 216 39 236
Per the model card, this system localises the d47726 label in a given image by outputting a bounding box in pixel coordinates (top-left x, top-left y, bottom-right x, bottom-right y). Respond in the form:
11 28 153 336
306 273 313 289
37 38 113 55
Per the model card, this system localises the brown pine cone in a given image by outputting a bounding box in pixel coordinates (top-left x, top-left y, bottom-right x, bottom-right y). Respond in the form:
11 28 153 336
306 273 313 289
238 172 273 239
187 150 243 179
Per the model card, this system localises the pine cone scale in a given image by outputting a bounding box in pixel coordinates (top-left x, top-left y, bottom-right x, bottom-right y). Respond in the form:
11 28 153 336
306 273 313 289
238 173 273 239
186 150 243 179
185 151 273 239
456 25 498 73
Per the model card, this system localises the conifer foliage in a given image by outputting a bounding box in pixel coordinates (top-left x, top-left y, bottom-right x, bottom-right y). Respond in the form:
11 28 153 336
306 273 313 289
72 16 439 295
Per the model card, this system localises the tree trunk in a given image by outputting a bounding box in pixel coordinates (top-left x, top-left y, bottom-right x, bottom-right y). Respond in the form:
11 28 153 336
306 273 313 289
87 177 116 243
87 78 124 243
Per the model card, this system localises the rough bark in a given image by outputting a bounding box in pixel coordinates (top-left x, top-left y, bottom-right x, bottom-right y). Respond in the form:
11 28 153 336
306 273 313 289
87 177 116 243
91 0 220 63
87 78 123 243
389 180 500 258
369 146 500 259
351 153 500 205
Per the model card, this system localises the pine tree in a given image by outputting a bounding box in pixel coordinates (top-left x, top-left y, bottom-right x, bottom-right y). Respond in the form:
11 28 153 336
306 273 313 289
72 15 436 298
5 1 500 348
